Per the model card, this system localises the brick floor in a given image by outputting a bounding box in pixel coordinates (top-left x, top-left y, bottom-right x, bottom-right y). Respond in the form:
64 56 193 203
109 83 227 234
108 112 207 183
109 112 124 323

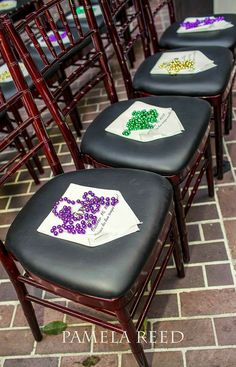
1 3 236 367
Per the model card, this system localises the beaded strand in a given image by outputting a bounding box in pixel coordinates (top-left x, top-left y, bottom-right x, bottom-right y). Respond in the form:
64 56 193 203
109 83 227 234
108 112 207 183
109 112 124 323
159 57 195 75
122 109 158 136
50 191 119 236
181 16 224 30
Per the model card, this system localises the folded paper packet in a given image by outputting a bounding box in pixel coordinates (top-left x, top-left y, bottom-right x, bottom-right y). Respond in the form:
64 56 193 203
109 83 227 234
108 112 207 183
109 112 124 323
105 101 184 142
38 184 141 247
67 5 102 20
151 50 216 75
177 16 234 33
0 63 28 83
0 0 17 11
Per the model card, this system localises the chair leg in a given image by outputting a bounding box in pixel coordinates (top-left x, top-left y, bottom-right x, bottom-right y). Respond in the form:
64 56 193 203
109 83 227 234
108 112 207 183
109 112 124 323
213 102 224 180
170 215 185 278
224 92 232 135
204 136 214 198
0 242 42 342
173 184 190 263
116 307 149 367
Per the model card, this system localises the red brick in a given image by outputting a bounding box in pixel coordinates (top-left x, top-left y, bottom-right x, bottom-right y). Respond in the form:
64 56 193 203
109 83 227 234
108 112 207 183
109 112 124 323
0 329 34 356
3 357 58 367
181 289 236 316
61 354 118 367
187 204 219 222
227 142 236 167
141 294 179 319
186 348 236 367
122 351 184 367
0 305 14 327
214 317 236 345
206 264 234 286
202 223 223 241
0 282 18 301
224 220 236 259
189 242 228 263
187 224 201 242
217 186 236 218
36 325 92 354
158 266 204 290
152 319 215 348
13 301 65 327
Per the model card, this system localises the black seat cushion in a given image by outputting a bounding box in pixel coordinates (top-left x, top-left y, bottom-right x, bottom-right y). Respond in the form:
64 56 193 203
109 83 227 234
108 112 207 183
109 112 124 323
6 168 172 299
133 46 233 97
81 96 211 176
159 14 236 50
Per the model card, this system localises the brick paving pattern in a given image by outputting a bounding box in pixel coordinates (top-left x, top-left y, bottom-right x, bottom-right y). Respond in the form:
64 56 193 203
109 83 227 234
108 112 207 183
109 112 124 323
1 5 236 367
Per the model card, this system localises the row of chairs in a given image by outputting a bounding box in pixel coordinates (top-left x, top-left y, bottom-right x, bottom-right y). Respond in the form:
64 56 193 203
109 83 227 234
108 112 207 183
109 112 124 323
0 1 236 366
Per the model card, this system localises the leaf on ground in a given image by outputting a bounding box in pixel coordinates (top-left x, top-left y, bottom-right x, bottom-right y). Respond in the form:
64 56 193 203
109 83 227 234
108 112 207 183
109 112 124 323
42 321 68 335
82 356 100 367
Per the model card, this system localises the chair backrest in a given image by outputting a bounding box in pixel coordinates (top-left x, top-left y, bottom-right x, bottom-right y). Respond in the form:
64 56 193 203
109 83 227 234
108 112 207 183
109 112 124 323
0 0 119 169
142 0 176 53
0 24 63 186
97 0 151 98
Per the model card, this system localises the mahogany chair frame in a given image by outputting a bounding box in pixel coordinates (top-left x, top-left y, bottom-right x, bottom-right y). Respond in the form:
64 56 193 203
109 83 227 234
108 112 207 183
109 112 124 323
0 0 119 170
0 27 63 184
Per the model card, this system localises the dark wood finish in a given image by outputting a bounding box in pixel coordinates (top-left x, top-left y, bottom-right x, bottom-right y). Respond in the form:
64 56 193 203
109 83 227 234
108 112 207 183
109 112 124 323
0 25 63 184
0 0 119 169
173 0 213 22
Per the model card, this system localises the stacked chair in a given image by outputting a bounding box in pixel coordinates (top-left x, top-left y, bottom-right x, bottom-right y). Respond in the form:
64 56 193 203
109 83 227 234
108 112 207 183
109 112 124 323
0 16 185 367
1 0 215 264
